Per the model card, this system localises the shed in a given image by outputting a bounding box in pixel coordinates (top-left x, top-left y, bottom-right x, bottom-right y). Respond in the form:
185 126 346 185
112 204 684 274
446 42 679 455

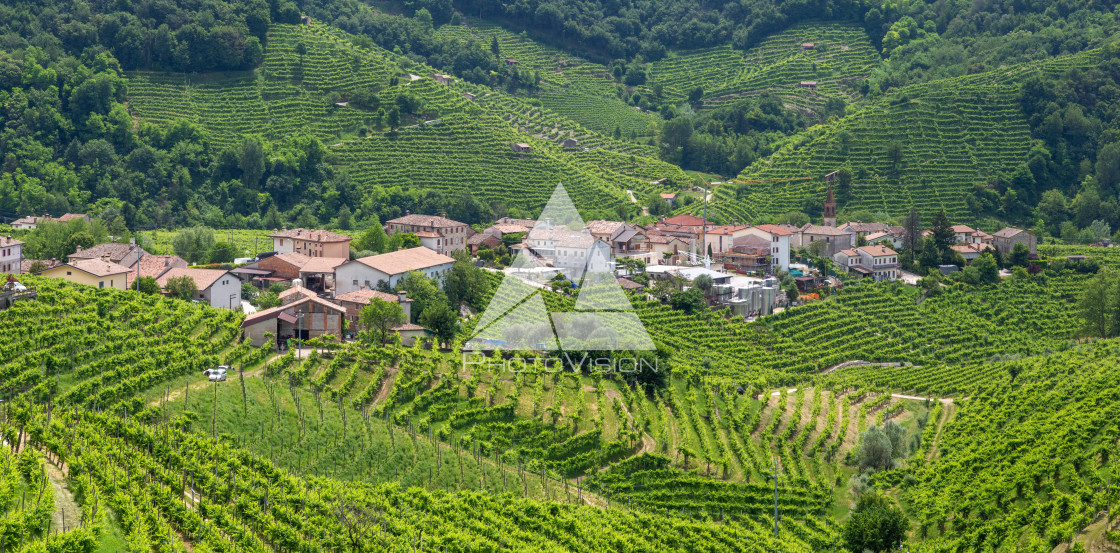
512 143 532 153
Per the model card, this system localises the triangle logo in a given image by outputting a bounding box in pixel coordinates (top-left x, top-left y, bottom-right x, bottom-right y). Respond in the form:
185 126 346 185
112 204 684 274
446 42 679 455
467 183 655 351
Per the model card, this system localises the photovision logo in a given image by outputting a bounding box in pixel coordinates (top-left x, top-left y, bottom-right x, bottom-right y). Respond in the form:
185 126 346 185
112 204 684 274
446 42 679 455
465 183 656 353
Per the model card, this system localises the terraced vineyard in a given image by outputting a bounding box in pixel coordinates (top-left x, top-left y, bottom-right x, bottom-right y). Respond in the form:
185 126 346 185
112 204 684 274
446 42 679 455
698 46 1109 223
648 22 879 106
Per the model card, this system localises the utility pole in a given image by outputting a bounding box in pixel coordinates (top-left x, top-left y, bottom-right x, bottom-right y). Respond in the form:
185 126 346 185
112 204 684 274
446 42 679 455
772 457 780 539
297 309 305 361
701 178 710 270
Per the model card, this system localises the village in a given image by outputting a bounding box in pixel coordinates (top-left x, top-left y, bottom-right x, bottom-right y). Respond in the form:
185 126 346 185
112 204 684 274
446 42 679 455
3 184 1041 353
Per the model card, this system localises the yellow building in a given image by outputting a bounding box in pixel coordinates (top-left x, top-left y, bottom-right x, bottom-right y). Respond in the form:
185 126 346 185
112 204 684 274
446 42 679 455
39 258 130 289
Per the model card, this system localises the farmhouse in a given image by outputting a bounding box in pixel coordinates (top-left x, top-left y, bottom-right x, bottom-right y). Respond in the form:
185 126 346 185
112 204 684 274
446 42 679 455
240 295 346 347
333 289 430 344
269 228 351 258
40 258 130 289
258 252 312 281
799 81 817 91
992 227 1037 255
335 247 455 293
156 268 241 309
431 73 452 85
387 212 471 255
561 138 579 149
468 232 502 253
512 143 532 153
951 243 994 262
1 236 23 274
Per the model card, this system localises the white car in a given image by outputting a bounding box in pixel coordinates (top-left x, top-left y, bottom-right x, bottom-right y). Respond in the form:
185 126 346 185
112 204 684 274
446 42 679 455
208 368 228 382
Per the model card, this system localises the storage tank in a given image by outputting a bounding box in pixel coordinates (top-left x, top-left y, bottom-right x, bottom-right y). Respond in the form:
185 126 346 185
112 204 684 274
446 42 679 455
730 299 750 317
761 286 776 315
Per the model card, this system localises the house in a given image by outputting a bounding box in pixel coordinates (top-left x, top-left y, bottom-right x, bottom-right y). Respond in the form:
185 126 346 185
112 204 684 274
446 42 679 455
864 230 903 249
797 224 853 258
704 225 750 255
662 214 709 227
743 224 793 271
11 213 89 229
333 289 429 344
11 216 46 230
468 232 502 253
239 295 347 347
561 138 579 149
40 258 130 289
69 242 146 266
992 227 1037 255
258 252 312 281
950 243 995 262
617 277 645 291
494 217 539 228
839 221 891 239
505 59 519 66
659 193 676 207
512 143 532 153
387 212 471 256
801 42 815 50
21 259 59 274
431 73 452 85
300 15 311 25
127 254 189 287
268 228 351 258
463 92 477 101
949 225 985 245
723 234 772 273
645 234 690 263
297 256 348 292
335 247 455 293
799 81 817 92
484 223 532 238
156 268 241 308
833 245 899 281
1 236 23 274
523 227 600 271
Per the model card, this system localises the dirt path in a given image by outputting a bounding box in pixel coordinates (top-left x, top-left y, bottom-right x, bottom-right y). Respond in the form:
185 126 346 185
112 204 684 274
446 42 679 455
925 400 956 462
604 389 656 456
44 460 81 534
373 369 399 406
147 356 280 408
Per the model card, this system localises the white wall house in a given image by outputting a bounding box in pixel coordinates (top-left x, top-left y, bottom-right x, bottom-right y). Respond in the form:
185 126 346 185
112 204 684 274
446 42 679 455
1 236 23 274
834 245 899 281
335 247 455 293
742 225 792 272
156 268 242 308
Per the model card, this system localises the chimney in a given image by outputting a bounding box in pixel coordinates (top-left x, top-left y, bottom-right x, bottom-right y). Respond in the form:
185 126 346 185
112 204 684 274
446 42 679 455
165 256 171 266
398 291 411 321
76 245 82 252
130 237 135 246
441 212 448 219
282 226 287 231
405 209 410 216
102 254 110 262
545 218 551 230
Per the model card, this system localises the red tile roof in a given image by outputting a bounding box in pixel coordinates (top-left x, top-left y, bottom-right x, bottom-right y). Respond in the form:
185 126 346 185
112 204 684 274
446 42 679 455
156 268 232 290
662 214 707 226
387 214 468 228
348 247 455 276
752 224 794 236
298 256 348 274
240 295 347 328
62 258 132 277
335 289 408 304
267 228 351 243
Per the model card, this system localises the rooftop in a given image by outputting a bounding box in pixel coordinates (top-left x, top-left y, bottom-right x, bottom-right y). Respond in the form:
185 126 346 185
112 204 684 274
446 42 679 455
349 247 455 276
335 289 409 304
268 228 351 243
65 258 132 277
156 267 232 290
388 214 468 228
1 236 23 247
752 224 794 236
241 295 348 328
299 256 349 274
857 245 898 257
69 242 144 263
993 227 1026 238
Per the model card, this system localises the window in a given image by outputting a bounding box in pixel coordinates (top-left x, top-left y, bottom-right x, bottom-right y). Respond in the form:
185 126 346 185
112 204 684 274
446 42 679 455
99 281 104 288
67 271 72 276
352 280 358 286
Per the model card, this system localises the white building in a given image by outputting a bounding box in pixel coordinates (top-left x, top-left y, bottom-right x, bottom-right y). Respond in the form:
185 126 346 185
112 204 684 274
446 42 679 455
1 236 23 274
335 247 455 293
833 245 899 281
742 225 792 272
156 268 242 309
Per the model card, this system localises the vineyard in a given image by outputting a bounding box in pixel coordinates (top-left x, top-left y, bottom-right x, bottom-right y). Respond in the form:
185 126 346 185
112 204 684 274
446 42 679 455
648 22 880 107
694 45 1109 223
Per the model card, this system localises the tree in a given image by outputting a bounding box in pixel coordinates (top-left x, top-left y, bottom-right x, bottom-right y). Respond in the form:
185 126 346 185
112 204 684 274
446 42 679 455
1080 269 1115 338
443 259 490 311
693 274 714 296
858 425 893 472
670 288 705 314
490 36 500 59
64 231 95 257
972 253 999 285
929 210 955 254
855 234 868 247
397 271 448 323
386 107 401 130
295 41 307 67
886 141 904 171
883 420 908 458
166 276 198 301
843 493 908 553
1010 242 1030 267
836 167 853 203
27 260 47 274
172 226 216 264
919 238 940 271
354 219 387 254
360 298 404 344
903 207 921 252
136 276 161 294
239 136 265 187
387 232 420 251
209 242 237 264
419 301 457 347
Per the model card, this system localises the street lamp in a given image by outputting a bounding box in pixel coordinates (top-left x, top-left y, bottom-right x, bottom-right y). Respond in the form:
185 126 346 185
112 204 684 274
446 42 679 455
296 309 305 360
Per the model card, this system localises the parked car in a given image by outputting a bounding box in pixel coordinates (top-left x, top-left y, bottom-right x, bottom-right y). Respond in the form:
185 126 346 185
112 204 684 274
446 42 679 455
204 365 230 378
208 367 228 382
